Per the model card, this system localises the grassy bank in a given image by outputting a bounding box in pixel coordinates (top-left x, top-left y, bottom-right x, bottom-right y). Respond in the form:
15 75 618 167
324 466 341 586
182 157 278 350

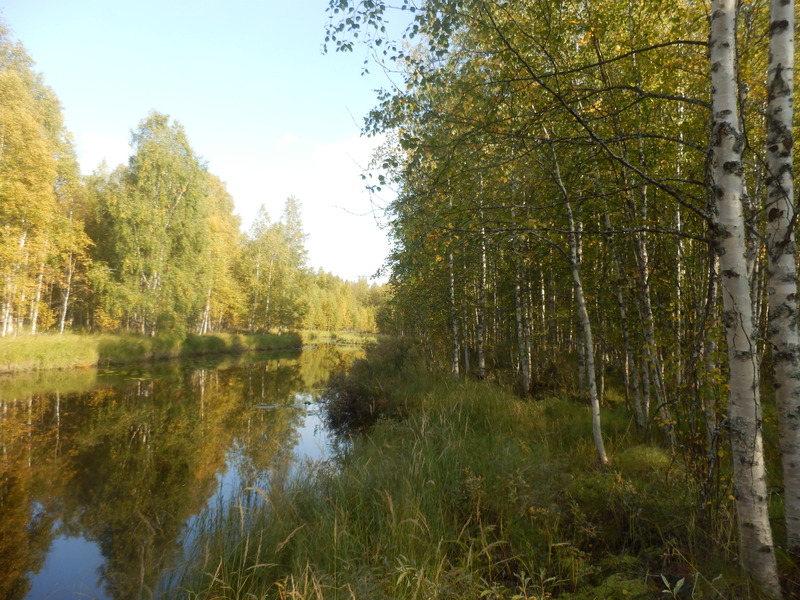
301 329 384 346
0 331 302 374
171 340 764 599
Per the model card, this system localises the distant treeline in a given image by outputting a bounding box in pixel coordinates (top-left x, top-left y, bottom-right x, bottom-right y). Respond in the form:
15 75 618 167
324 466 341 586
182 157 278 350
0 24 385 337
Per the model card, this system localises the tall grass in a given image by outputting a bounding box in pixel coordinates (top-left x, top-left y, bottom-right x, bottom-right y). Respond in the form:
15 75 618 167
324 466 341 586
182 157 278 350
0 331 302 374
170 339 760 599
300 330 384 346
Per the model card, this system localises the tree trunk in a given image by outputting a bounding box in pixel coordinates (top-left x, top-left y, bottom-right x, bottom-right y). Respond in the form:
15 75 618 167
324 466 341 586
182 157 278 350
765 0 800 556
710 0 780 593
476 226 487 379
515 258 531 394
566 201 608 466
543 128 608 465
29 262 45 335
199 287 212 335
449 248 460 377
604 210 643 429
249 259 260 331
58 255 74 334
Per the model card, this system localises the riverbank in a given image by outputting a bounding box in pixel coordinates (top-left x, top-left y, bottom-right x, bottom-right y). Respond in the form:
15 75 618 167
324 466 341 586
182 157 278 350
302 329 382 346
171 339 772 599
0 331 303 374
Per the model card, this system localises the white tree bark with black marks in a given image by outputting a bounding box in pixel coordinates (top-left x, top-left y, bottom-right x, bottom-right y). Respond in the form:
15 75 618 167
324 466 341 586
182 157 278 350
476 225 487 379
29 262 45 335
449 247 460 377
566 200 608 466
765 0 800 555
58 254 74 334
710 0 780 594
514 258 531 394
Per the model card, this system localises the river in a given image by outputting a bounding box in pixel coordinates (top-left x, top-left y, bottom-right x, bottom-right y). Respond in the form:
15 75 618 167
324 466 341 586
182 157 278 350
0 344 362 600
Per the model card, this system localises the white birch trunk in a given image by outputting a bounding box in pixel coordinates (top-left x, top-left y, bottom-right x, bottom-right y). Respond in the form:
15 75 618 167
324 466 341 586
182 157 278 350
543 131 607 464
710 1 780 593
515 259 531 394
449 248 460 377
58 255 74 335
567 202 608 466
249 257 261 331
765 0 800 555
476 226 487 379
199 287 212 335
675 207 684 388
464 327 471 373
263 258 274 330
702 251 722 448
1 298 10 337
30 262 45 335
16 286 26 336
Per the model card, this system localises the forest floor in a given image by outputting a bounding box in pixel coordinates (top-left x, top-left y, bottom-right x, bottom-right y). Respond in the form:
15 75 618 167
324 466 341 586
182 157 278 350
172 338 797 599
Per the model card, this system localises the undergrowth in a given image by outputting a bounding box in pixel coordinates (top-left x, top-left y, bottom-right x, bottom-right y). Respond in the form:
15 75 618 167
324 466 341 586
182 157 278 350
169 338 776 599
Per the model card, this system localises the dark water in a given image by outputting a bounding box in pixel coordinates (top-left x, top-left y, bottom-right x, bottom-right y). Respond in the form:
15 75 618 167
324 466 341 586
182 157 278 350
0 345 361 600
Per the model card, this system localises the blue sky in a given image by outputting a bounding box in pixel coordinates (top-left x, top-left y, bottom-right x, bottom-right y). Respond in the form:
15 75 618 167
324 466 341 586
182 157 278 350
1 0 398 281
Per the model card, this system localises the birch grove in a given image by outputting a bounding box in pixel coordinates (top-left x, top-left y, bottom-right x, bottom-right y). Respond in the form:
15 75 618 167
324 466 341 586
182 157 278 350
327 0 797 593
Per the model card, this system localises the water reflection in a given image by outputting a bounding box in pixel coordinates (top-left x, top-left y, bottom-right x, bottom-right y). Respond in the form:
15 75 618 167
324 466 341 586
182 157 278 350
0 345 359 600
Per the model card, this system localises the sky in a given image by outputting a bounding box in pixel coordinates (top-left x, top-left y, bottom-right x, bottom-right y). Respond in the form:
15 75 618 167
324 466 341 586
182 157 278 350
0 0 400 281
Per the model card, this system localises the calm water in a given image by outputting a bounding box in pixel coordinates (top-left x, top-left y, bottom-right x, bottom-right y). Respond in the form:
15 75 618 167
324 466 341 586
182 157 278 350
0 345 361 600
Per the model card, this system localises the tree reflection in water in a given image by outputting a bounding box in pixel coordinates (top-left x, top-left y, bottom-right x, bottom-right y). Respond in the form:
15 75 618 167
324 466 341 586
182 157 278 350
0 344 361 600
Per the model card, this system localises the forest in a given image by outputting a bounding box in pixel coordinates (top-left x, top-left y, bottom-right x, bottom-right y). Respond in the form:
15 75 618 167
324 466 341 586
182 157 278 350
0 23 385 339
323 0 797 597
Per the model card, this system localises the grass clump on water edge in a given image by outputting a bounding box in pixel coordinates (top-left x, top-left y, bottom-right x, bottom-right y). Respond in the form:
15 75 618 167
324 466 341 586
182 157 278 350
0 331 301 373
300 329 384 346
169 339 754 599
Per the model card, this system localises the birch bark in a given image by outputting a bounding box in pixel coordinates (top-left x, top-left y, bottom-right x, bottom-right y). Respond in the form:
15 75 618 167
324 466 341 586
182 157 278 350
58 255 74 334
476 225 487 380
542 124 607 464
449 247 460 377
765 0 800 554
515 258 531 394
566 200 608 466
710 0 780 593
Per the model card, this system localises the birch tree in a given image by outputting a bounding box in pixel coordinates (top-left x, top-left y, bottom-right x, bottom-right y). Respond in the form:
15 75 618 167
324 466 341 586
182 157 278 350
709 0 780 593
328 0 792 588
91 112 209 334
764 0 800 556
